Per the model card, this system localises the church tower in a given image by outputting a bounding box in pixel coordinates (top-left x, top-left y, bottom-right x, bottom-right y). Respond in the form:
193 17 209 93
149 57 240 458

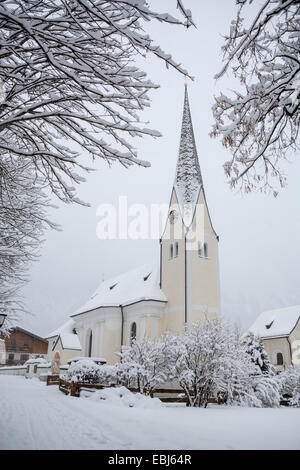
159 85 220 335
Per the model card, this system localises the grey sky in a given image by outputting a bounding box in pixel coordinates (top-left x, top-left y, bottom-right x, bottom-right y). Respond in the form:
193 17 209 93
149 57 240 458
19 0 300 337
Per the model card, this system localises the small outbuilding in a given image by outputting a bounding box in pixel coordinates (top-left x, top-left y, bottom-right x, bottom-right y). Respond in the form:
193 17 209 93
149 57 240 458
249 305 300 371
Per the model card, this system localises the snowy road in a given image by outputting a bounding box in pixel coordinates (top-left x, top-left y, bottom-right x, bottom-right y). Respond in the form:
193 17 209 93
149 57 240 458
0 375 300 450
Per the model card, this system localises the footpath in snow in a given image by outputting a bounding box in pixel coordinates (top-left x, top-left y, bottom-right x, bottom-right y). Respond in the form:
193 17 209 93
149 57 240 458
0 375 300 450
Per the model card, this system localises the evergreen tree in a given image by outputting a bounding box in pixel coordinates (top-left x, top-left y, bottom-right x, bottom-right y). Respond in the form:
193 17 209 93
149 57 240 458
243 332 275 375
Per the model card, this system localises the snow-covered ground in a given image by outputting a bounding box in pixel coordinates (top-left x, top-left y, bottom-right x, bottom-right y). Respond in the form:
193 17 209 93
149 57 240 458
0 375 299 450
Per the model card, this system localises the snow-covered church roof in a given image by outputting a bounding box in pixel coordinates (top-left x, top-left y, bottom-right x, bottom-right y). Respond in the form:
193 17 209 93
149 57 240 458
46 318 76 339
45 318 82 350
174 85 203 226
249 305 300 339
71 264 167 316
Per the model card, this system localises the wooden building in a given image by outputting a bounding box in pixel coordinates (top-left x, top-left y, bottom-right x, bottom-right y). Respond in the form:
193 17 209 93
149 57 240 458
0 327 48 366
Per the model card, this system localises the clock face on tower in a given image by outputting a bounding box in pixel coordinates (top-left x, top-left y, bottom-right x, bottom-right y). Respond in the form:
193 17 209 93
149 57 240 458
169 209 178 224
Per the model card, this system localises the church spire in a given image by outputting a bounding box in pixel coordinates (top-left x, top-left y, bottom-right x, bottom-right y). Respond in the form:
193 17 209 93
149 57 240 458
174 85 203 226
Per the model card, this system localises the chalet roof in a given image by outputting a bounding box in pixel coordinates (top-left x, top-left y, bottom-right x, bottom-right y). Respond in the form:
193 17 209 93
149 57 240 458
7 326 48 343
249 305 300 339
174 85 203 226
71 263 166 317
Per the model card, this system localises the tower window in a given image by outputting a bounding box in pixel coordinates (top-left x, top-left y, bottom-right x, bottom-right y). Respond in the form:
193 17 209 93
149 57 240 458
175 242 179 257
130 322 137 346
169 243 174 259
198 242 208 258
169 210 178 224
198 242 202 257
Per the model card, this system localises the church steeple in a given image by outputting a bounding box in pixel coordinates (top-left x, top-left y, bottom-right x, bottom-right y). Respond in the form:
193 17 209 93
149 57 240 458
174 85 203 226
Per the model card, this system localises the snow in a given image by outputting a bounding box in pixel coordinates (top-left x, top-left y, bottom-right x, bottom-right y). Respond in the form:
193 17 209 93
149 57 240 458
85 386 164 409
249 305 300 338
25 357 49 365
58 333 81 350
1 375 300 450
72 264 166 316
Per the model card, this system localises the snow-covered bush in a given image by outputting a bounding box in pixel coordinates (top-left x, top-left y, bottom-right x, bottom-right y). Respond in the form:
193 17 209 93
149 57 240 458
173 319 280 408
280 366 300 407
97 365 119 386
173 319 224 407
117 335 175 395
86 386 163 409
65 359 103 384
251 375 281 408
220 328 280 408
65 360 118 385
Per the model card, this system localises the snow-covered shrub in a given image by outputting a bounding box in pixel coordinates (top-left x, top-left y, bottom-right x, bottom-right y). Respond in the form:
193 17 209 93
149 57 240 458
219 328 280 408
251 375 281 408
66 359 103 384
173 319 281 408
87 386 163 409
117 334 176 395
97 365 119 386
280 366 300 407
173 319 227 407
65 360 118 385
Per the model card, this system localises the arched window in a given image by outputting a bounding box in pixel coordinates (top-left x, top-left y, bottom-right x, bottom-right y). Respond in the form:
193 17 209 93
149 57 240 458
169 243 174 259
276 352 284 366
198 242 203 257
175 241 179 257
204 242 208 258
130 322 137 346
85 329 93 357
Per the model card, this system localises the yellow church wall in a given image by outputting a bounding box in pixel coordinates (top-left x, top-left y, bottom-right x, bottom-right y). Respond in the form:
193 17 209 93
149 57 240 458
101 322 122 365
160 189 186 335
189 188 220 319
50 339 83 366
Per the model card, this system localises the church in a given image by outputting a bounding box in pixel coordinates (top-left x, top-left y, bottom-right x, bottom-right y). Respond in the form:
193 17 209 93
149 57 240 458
46 86 221 365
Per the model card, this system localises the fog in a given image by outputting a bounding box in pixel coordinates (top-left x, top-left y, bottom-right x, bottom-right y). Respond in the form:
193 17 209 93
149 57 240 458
19 1 300 337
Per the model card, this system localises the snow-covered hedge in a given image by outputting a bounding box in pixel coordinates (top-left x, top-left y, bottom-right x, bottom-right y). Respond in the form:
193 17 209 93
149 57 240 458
280 366 300 407
64 359 117 385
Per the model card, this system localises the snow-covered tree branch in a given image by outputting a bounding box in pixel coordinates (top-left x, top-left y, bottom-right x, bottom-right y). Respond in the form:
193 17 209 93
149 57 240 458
0 0 194 204
211 0 299 196
0 0 194 321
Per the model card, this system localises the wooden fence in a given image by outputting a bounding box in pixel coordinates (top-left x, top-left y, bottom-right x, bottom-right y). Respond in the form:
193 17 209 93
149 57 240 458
48 375 293 406
50 377 220 404
46 374 60 386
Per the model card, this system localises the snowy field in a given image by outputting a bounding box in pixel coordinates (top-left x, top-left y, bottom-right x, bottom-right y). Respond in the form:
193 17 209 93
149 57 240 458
0 375 299 450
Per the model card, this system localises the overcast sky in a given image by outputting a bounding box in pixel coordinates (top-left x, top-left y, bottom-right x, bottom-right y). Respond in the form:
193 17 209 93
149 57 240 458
19 0 300 337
